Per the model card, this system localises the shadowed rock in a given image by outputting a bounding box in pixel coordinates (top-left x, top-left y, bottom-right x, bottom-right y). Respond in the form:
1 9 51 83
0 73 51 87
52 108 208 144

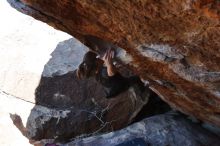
62 112 220 146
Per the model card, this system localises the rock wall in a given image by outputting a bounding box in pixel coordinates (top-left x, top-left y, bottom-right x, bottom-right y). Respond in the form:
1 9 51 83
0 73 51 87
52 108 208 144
7 0 220 126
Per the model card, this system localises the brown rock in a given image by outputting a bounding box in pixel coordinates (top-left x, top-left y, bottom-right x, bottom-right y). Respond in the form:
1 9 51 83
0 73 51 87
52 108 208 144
7 0 220 126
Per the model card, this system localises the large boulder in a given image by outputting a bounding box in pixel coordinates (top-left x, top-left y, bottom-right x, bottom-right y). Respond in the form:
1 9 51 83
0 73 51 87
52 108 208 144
7 0 220 126
40 112 220 146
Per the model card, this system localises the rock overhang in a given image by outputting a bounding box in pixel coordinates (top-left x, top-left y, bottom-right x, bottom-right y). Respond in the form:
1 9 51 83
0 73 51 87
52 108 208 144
7 0 220 127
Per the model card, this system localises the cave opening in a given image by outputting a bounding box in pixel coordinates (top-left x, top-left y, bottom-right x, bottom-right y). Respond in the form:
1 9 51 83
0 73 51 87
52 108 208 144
132 91 171 124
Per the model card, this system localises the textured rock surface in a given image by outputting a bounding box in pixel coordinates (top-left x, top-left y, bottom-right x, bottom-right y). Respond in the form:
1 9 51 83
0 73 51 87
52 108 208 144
60 112 220 146
7 0 220 126
17 83 149 142
25 71 150 142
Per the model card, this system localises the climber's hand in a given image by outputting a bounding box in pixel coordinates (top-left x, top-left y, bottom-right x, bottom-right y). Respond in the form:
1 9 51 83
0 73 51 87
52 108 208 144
102 49 116 76
103 48 114 66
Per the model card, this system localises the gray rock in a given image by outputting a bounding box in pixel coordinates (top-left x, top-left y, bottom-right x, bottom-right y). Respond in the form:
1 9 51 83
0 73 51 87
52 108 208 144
42 38 88 77
62 112 220 146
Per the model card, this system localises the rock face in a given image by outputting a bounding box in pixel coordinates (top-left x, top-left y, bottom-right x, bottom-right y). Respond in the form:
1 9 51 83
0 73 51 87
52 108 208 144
8 37 151 143
7 0 220 126
61 112 220 146
27 71 150 142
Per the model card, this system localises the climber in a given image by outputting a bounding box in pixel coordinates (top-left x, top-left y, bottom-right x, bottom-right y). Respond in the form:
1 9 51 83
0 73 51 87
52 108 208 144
76 49 145 98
